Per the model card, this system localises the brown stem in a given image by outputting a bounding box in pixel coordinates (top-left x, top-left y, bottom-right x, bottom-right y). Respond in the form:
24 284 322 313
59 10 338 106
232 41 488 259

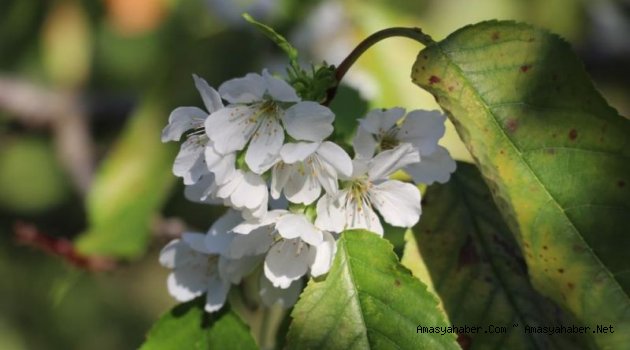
324 27 435 105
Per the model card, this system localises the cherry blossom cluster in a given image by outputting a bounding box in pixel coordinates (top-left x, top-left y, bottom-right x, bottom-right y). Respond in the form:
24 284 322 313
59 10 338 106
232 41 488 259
159 70 456 312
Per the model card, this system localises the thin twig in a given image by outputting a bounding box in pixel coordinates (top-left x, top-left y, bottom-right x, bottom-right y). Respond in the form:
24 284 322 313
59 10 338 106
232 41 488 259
324 27 435 105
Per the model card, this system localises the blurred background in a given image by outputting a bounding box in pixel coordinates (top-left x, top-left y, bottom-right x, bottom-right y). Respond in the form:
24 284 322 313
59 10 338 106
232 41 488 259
1 0 628 348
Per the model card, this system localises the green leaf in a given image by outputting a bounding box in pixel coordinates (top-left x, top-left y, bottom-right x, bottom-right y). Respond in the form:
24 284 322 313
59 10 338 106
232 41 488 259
286 230 458 350
412 20 630 347
415 162 589 349
242 13 298 62
75 97 176 258
141 299 258 350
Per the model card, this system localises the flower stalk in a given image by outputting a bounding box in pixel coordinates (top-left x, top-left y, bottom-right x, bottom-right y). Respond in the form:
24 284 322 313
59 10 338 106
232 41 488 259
324 27 435 105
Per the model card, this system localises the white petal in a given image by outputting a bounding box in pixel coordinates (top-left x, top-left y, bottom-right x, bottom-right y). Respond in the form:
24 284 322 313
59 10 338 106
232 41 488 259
204 275 230 313
316 141 352 177
369 180 421 228
167 266 209 302
276 213 323 246
264 240 310 288
229 171 268 210
406 146 457 184
205 146 236 185
352 126 377 159
284 167 321 205
205 210 241 255
262 69 300 102
215 171 242 199
159 239 186 268
229 229 274 258
184 174 222 204
162 107 207 142
182 232 212 254
242 201 268 220
218 72 265 104
350 159 369 178
218 255 263 284
315 192 347 233
308 231 336 277
205 106 258 154
173 139 205 184
232 209 286 234
314 156 338 195
280 142 319 163
347 198 383 236
259 275 303 308
368 143 420 180
358 108 405 134
245 117 283 174
271 163 292 199
193 74 223 113
398 110 446 155
282 102 334 141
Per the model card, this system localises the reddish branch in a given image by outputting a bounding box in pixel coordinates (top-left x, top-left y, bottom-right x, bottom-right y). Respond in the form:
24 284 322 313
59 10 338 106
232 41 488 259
14 221 117 271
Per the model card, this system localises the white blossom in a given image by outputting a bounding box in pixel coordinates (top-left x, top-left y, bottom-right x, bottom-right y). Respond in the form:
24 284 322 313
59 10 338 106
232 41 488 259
353 108 456 184
162 75 223 185
316 143 422 236
229 210 336 289
158 211 260 312
205 70 335 174
271 141 352 205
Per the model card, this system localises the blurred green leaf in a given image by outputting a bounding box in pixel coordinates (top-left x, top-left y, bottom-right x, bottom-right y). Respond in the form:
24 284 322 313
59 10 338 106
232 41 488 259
415 162 588 349
412 21 630 347
329 85 368 147
41 1 91 87
141 300 257 350
75 97 175 258
287 230 458 350
0 136 69 212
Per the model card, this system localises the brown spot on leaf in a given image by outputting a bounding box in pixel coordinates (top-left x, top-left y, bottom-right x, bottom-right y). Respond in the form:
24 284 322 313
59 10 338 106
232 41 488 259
457 236 479 270
394 279 401 287
568 129 578 141
499 150 505 155
546 148 556 155
618 180 626 188
567 282 575 290
457 334 472 350
520 65 531 73
573 245 586 253
543 245 548 250
505 118 519 133
448 85 454 92
528 37 535 42
558 268 565 274
429 75 441 84
491 31 500 41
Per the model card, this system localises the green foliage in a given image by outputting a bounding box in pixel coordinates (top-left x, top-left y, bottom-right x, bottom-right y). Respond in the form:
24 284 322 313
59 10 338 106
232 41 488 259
415 162 589 349
243 13 298 63
75 97 176 258
286 230 458 350
412 20 630 347
0 136 69 212
141 299 257 350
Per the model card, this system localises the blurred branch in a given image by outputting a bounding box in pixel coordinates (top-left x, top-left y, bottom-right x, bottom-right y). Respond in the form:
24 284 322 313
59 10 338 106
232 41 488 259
14 221 117 272
151 216 186 240
0 76 94 194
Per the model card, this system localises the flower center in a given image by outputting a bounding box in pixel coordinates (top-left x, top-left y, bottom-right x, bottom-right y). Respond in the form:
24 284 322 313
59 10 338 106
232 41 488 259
347 177 371 211
378 129 400 151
